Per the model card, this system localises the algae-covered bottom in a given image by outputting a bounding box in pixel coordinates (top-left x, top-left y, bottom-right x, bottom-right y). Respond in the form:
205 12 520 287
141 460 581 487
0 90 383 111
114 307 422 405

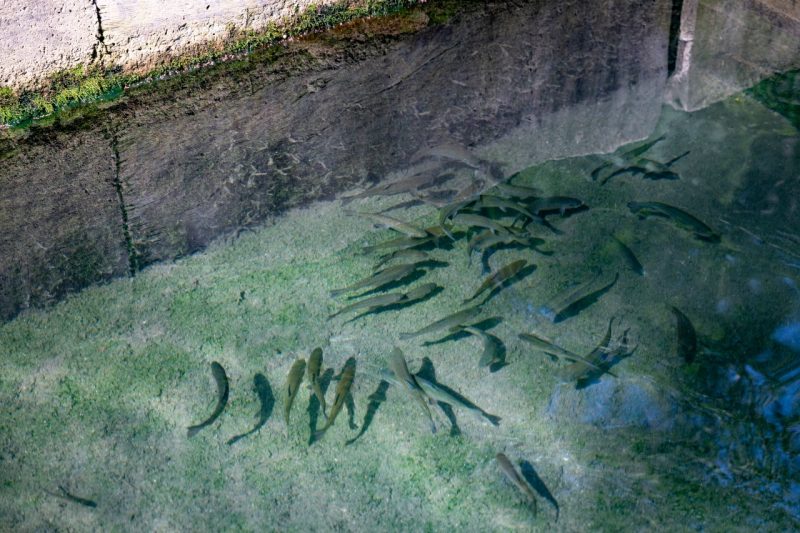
1 91 799 530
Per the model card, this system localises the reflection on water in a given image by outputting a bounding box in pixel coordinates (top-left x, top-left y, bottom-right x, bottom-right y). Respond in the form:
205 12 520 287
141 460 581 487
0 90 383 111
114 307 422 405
1 1 800 531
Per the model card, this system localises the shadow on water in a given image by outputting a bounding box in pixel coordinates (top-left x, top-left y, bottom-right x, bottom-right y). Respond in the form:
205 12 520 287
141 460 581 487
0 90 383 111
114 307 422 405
518 460 560 521
227 373 274 445
346 380 390 446
345 391 359 431
307 368 334 445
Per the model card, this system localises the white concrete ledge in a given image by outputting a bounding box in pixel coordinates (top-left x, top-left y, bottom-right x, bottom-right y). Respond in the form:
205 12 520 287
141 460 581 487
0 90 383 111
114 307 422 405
0 0 338 90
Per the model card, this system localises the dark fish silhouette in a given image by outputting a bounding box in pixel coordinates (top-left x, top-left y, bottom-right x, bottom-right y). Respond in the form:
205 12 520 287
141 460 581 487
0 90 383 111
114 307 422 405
227 373 274 445
670 306 697 363
187 361 229 438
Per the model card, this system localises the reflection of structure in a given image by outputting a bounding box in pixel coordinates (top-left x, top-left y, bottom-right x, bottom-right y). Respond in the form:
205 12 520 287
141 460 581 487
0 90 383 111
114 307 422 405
666 0 800 111
0 1 671 321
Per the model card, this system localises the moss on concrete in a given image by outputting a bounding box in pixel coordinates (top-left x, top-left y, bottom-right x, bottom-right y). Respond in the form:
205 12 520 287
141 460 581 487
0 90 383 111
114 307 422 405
0 0 456 130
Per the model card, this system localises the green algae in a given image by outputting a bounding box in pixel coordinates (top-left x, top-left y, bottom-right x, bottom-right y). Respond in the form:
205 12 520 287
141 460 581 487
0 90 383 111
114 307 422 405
0 0 444 130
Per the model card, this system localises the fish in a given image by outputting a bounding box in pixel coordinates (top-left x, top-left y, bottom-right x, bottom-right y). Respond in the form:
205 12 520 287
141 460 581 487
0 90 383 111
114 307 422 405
284 358 306 428
345 210 428 238
399 306 482 340
627 201 720 242
313 357 356 441
439 199 477 239
48 485 97 508
546 272 619 323
611 235 645 276
496 453 538 512
328 292 406 319
590 135 667 182
622 134 666 159
467 231 533 262
227 373 274 445
530 196 584 216
463 259 529 304
670 306 697 363
340 160 445 202
374 249 430 270
518 331 607 373
559 318 616 382
492 182 543 200
330 263 419 297
450 213 512 234
412 141 485 169
477 195 540 221
361 235 434 255
307 348 328 418
187 361 230 438
388 348 437 433
600 155 685 185
415 374 501 426
402 282 440 303
462 326 503 367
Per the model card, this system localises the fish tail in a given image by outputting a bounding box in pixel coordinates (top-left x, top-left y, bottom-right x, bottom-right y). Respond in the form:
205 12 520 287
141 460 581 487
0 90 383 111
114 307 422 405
484 413 502 426
398 332 415 340
329 288 346 298
312 428 328 442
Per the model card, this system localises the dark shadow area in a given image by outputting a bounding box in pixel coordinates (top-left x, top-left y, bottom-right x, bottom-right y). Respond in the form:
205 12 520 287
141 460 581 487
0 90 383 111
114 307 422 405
227 372 274 445
518 460 560 521
345 391 359 431
307 368 334 445
346 380 390 446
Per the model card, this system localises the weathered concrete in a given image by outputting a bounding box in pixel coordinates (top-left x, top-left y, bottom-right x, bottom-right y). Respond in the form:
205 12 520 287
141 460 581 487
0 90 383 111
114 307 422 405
0 0 98 88
666 0 800 111
96 0 336 73
0 0 672 321
0 0 337 91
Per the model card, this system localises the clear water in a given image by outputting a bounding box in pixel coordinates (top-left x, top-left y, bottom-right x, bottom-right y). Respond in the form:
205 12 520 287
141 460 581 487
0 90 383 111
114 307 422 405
2 5 800 533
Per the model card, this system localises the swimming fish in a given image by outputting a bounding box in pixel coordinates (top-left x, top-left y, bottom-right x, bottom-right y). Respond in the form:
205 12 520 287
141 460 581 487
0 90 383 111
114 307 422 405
388 348 437 433
402 282 440 303
492 182 543 200
345 210 428 238
49 485 97 508
518 331 607 373
227 373 274 445
399 306 482 340
477 195 540 221
463 259 529 304
362 234 434 255
187 361 230 438
530 196 584 216
496 453 538 513
591 135 667 182
313 357 356 441
439 199 476 239
307 348 328 418
611 235 645 276
462 326 504 367
670 306 697 363
374 249 430 270
284 358 306 428
415 375 501 426
627 201 720 242
328 292 406 319
330 263 419 297
546 272 619 323
450 213 512 234
559 318 615 383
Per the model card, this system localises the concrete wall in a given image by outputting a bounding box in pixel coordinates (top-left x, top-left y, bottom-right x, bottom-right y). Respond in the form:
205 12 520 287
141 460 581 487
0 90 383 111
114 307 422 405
0 0 671 321
0 0 334 90
666 0 800 111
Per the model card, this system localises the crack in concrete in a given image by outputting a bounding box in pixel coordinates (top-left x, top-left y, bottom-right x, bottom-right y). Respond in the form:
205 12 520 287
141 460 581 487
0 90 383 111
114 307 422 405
91 0 110 61
668 0 685 76
108 127 140 276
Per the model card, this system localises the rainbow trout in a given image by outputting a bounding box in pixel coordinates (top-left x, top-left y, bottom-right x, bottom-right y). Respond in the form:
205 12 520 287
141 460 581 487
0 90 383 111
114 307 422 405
314 357 356 442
